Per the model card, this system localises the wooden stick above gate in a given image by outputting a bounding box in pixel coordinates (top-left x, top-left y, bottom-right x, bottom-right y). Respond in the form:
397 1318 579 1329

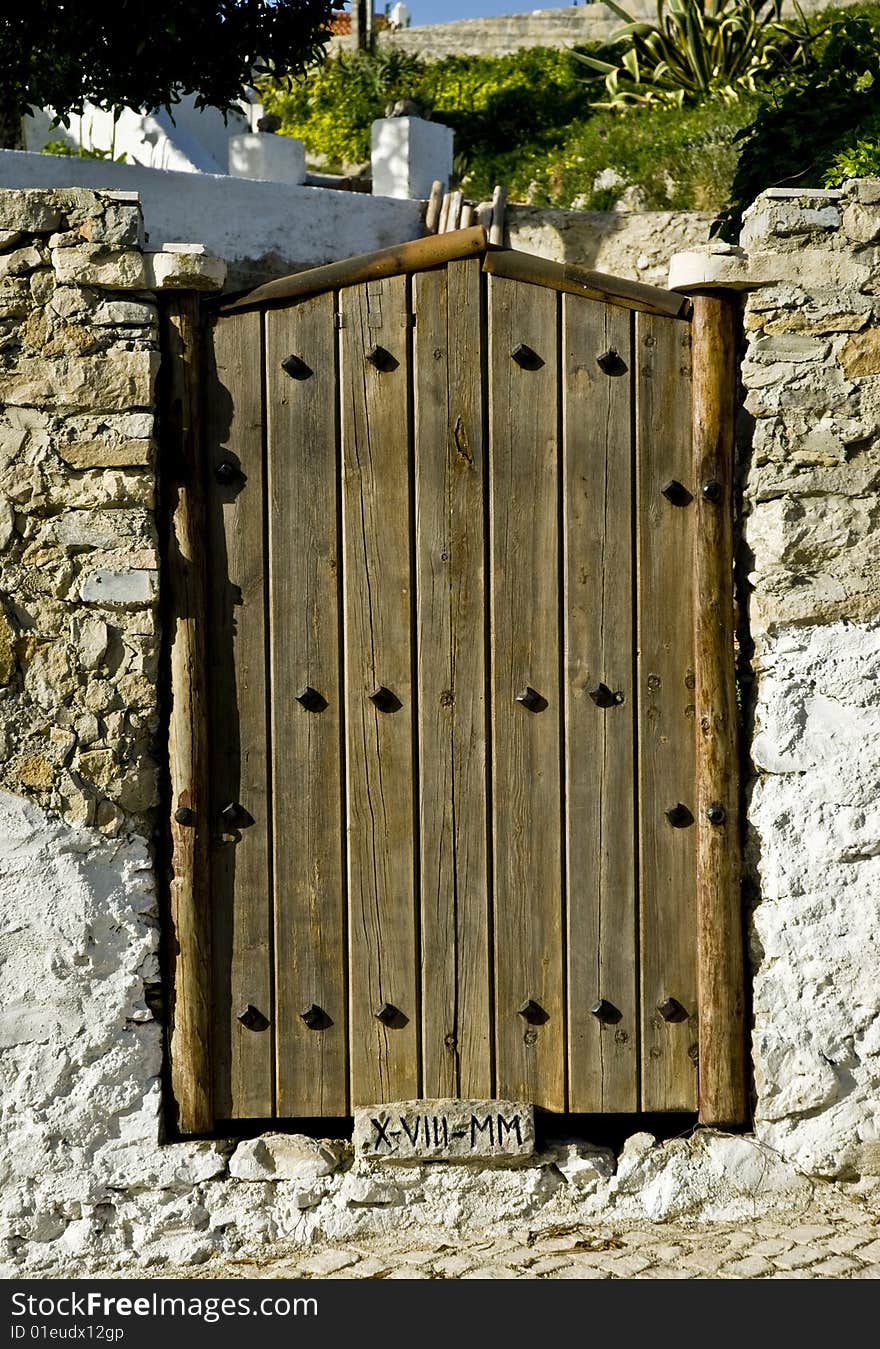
220 227 692 322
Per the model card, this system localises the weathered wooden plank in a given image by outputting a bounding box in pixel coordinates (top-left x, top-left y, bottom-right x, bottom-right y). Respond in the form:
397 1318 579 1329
225 228 487 313
488 274 565 1111
265 294 347 1117
340 274 419 1106
691 294 747 1127
413 259 491 1100
636 311 699 1113
162 293 213 1135
204 308 273 1119
562 296 638 1113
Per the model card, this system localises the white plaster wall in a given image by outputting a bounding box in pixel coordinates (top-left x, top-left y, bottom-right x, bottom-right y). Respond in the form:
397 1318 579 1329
749 624 880 1178
0 151 426 286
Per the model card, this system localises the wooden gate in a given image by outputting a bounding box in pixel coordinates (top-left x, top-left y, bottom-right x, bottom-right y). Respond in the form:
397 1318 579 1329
162 228 746 1134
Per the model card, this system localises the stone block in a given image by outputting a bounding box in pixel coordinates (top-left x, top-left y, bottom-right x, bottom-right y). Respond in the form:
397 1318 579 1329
0 191 62 233
354 1099 535 1163
371 117 453 200
227 1133 338 1183
841 327 880 377
79 569 158 607
0 246 43 279
143 247 226 292
0 351 159 413
228 133 306 186
841 202 880 245
50 246 147 290
58 439 153 470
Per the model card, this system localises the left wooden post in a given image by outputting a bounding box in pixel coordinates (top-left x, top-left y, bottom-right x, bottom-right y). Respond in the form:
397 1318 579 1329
162 293 213 1134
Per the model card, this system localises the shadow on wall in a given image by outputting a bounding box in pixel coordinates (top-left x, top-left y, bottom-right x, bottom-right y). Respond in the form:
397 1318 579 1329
505 204 716 289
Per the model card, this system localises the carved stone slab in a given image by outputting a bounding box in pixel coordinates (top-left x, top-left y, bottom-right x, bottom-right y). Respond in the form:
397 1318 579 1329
354 1099 536 1164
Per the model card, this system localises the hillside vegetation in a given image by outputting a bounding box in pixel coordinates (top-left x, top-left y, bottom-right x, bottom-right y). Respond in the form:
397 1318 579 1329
261 3 880 225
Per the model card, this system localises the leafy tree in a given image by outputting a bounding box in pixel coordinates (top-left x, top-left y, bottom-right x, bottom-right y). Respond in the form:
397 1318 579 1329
0 1 335 149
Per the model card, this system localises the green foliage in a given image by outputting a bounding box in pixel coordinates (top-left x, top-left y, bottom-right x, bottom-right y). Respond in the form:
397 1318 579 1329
502 97 757 211
262 47 425 167
261 46 590 173
41 139 127 163
575 0 812 108
824 129 880 186
722 9 880 234
0 1 335 148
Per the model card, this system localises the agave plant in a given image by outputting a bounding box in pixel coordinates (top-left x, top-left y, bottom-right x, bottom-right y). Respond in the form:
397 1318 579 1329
576 0 813 108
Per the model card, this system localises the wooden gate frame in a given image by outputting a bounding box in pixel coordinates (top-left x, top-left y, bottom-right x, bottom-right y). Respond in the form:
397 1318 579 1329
161 229 746 1136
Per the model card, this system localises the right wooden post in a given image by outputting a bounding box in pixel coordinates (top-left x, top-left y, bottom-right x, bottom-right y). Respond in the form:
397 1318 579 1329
691 292 749 1127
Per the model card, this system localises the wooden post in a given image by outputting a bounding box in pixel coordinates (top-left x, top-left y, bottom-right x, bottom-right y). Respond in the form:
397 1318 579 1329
352 0 373 50
691 293 748 1127
162 293 213 1135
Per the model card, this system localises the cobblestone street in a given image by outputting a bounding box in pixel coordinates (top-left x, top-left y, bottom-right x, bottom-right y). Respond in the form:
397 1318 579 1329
168 1182 880 1281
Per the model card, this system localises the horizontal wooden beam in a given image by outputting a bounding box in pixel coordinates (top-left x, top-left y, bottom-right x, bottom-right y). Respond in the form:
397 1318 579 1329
222 225 692 321
482 248 692 320
222 227 488 312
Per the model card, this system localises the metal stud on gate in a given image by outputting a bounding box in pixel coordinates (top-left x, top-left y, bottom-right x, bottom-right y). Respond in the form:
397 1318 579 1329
707 802 727 825
665 802 694 829
220 801 255 829
369 686 402 713
657 997 687 1024
661 479 692 507
701 479 723 503
214 457 244 485
280 353 313 380
365 344 398 372
588 682 623 709
591 999 622 1025
300 1003 328 1030
517 998 547 1025
511 342 544 371
516 686 548 713
174 806 195 826
374 1001 405 1028
237 1003 269 1031
596 348 627 376
296 686 327 713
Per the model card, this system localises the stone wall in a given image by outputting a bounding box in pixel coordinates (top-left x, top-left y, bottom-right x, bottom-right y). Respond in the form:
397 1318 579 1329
672 182 880 1180
2 182 880 1277
331 0 860 60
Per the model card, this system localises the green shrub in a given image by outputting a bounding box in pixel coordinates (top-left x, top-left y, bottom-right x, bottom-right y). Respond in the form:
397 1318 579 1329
824 128 880 186
721 8 880 234
577 0 812 108
260 46 593 174
502 97 758 210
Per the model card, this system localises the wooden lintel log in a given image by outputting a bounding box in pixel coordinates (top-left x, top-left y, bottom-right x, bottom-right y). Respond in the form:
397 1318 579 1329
162 292 213 1135
691 293 748 1128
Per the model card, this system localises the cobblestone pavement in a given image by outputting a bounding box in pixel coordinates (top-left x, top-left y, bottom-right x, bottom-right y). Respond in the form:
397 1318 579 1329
174 1184 880 1280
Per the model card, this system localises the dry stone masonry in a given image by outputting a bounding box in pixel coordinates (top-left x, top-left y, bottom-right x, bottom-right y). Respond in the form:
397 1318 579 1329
1 184 880 1277
673 181 880 1180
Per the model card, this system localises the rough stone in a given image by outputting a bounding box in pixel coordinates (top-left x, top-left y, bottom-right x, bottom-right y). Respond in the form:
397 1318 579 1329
0 352 159 412
228 1134 338 1183
143 249 226 291
841 327 880 377
354 1100 536 1163
79 569 158 607
58 439 153 470
50 247 147 290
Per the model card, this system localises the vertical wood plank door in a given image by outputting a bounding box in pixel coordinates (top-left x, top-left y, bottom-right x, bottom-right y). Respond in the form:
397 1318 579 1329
190 245 729 1125
339 275 420 1107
